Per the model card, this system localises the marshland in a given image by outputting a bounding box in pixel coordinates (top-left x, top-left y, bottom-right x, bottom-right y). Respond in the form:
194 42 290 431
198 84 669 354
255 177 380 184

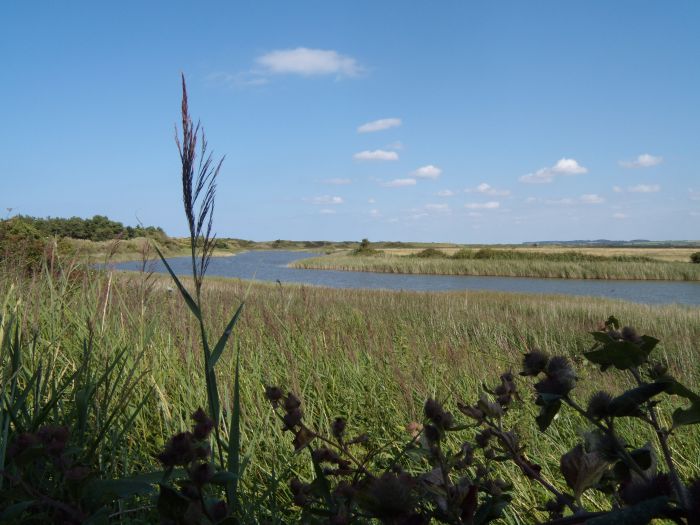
4 2 700 523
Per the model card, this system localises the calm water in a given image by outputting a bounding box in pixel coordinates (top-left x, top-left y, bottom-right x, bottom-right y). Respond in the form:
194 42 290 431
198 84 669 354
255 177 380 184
113 250 700 306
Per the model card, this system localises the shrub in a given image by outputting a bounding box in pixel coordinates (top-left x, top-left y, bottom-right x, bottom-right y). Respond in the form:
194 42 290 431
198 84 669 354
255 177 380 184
691 252 700 264
414 247 448 258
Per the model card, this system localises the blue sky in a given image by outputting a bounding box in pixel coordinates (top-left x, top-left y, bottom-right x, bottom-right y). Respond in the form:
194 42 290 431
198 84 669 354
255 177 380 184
2 1 699 243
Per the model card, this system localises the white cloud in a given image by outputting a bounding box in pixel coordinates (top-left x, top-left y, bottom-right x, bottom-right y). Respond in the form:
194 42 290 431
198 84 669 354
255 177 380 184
382 178 416 187
357 118 401 133
412 165 442 179
467 212 482 217
437 189 455 197
354 149 399 161
580 194 605 204
628 184 660 193
612 213 627 219
319 208 336 215
323 178 351 185
257 48 362 77
524 197 537 203
612 185 623 193
519 158 588 184
386 141 404 150
369 209 381 217
619 153 663 169
689 189 700 201
368 198 376 203
468 182 511 196
309 195 344 205
464 201 500 210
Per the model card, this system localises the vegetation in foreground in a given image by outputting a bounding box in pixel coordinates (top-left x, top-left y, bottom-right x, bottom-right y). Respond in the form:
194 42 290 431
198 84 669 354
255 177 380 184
291 249 700 281
2 77 700 524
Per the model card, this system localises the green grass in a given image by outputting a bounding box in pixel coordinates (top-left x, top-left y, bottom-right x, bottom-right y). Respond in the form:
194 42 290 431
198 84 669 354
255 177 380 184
291 251 700 280
2 260 699 522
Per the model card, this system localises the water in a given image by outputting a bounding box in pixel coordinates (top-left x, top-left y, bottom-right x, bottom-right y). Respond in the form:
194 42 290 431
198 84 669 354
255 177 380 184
113 250 700 306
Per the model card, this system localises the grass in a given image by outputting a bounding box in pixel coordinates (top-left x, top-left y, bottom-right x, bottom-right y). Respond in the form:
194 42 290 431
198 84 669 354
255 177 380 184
2 257 699 521
291 251 700 280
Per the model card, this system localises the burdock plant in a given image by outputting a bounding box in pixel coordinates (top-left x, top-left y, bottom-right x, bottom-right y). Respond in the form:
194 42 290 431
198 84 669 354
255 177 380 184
154 74 245 519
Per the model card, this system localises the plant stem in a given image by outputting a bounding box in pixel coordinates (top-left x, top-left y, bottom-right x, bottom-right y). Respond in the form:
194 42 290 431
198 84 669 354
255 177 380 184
629 368 689 510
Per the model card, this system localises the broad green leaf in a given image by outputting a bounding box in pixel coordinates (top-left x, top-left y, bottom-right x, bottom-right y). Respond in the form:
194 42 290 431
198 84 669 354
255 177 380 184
211 302 244 367
560 444 609 499
584 341 649 370
535 398 561 432
608 382 668 417
672 401 700 427
0 500 34 522
154 245 201 321
82 479 155 506
587 496 670 525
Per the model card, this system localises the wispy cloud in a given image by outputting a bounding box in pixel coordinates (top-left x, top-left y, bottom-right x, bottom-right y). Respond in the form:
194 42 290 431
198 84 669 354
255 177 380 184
619 153 663 169
519 158 588 184
257 47 362 77
688 189 700 201
468 182 511 196
580 193 605 204
354 150 399 161
612 212 628 219
464 201 500 210
382 178 416 187
308 195 344 205
412 165 442 179
319 208 336 214
369 209 381 217
425 203 450 213
628 184 661 193
357 118 401 133
437 189 455 197
386 141 403 150
322 178 352 185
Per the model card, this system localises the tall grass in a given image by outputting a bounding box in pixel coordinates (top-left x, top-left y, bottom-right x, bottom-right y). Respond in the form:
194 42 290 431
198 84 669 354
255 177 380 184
291 253 700 280
2 258 699 520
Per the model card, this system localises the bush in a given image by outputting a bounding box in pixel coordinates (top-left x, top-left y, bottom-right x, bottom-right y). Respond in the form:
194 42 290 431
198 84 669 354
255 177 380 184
414 247 448 258
691 252 700 264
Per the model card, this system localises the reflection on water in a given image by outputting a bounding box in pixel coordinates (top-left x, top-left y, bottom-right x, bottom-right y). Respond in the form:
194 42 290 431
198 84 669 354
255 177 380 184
113 251 700 306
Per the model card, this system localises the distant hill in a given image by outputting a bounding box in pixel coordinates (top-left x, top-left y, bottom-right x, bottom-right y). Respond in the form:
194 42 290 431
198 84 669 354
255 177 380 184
522 240 700 248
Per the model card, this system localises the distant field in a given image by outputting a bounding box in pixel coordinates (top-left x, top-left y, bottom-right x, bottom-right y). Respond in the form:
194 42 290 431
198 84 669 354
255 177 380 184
380 246 698 262
291 249 700 280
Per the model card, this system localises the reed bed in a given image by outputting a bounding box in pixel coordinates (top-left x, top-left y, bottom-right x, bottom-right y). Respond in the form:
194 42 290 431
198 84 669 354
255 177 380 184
2 261 699 521
291 253 700 280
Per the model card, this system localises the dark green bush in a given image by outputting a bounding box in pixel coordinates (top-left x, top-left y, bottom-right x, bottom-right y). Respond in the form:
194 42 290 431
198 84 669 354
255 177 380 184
691 252 700 264
414 247 448 258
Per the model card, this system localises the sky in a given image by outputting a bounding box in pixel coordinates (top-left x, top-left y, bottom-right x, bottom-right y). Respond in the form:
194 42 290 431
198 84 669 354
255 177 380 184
2 1 699 243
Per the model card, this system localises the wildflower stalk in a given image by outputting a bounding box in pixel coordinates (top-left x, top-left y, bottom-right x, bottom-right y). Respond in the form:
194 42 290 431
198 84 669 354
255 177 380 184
628 367 689 509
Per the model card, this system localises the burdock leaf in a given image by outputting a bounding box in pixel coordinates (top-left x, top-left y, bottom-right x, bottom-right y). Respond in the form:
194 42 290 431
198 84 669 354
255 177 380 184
211 302 244 368
536 398 561 432
584 341 649 370
157 485 189 520
586 496 670 525
672 401 700 427
608 382 668 417
560 445 609 499
154 245 201 321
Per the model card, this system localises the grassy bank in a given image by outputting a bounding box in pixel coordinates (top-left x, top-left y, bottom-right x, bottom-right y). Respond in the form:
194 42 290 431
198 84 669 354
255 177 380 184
2 259 699 521
291 252 700 280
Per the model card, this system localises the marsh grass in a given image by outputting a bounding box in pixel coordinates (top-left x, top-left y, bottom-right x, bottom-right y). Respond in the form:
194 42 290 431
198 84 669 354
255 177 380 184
2 262 699 521
292 252 700 280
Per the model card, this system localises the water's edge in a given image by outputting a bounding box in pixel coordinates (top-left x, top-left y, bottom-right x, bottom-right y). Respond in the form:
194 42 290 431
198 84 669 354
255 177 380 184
112 251 700 306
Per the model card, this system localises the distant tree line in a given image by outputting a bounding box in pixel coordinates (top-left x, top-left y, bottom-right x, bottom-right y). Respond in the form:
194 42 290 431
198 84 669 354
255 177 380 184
2 215 168 242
